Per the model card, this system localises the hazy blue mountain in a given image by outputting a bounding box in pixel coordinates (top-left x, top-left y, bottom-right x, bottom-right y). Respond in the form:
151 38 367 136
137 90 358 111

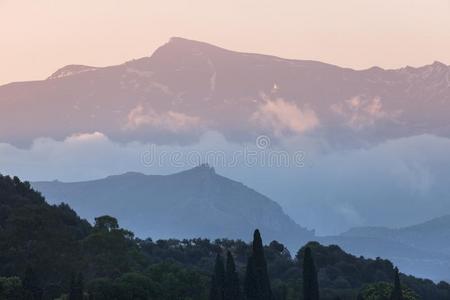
341 215 450 255
31 166 450 281
318 235 450 282
32 164 313 249
313 216 450 282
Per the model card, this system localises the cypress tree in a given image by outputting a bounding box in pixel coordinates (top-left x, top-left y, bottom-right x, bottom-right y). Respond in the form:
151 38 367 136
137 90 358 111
244 256 258 300
275 283 288 300
302 247 319 300
390 267 403 300
209 254 225 300
245 229 272 300
76 272 84 300
69 272 84 300
23 266 42 300
224 251 241 300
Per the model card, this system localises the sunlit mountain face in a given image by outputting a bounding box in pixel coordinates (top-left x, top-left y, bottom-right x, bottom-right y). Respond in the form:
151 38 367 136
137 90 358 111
1 37 450 236
1 37 449 147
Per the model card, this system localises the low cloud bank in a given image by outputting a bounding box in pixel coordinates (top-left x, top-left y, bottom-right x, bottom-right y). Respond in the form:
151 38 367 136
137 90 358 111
2 132 450 235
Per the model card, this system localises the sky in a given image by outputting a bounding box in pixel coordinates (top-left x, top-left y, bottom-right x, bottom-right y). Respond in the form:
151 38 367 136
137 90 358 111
1 0 450 237
1 0 450 86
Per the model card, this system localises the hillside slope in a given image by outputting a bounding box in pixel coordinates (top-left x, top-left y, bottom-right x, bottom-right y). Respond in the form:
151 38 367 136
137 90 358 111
32 164 313 248
0 174 91 296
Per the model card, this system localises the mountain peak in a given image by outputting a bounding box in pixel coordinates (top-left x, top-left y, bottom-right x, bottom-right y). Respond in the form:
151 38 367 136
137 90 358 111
149 37 232 62
168 36 198 44
175 164 216 177
48 64 98 80
193 163 215 172
425 60 449 72
431 60 448 67
167 37 222 49
110 171 146 178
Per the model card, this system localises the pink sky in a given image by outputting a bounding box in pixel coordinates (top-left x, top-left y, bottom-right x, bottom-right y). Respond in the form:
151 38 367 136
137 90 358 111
1 0 449 85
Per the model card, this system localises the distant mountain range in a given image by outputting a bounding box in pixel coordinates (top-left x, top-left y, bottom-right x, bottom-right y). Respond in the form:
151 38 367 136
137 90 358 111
319 216 450 282
341 215 450 254
1 37 449 147
32 166 450 281
32 164 314 249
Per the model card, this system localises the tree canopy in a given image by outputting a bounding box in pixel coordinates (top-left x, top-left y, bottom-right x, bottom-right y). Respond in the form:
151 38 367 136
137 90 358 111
1 174 450 300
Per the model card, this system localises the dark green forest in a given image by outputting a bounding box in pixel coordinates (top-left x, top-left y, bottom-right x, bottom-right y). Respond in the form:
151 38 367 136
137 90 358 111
1 174 450 300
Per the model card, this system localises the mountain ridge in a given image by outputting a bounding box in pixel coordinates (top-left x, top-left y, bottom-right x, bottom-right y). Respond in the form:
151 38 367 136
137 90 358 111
341 214 450 253
319 214 450 281
42 37 450 82
1 36 449 148
30 166 450 282
32 165 314 250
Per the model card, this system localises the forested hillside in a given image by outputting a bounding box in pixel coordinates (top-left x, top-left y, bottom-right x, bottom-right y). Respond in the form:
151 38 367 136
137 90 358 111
1 174 450 299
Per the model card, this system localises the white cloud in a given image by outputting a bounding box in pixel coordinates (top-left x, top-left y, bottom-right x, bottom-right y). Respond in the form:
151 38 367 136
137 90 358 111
0 132 140 181
0 131 246 182
331 96 400 130
65 131 108 143
124 105 201 132
252 96 319 136
2 129 450 236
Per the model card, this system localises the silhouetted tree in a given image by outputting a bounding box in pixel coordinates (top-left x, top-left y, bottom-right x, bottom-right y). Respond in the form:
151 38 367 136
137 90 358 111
245 229 272 300
269 240 285 253
244 256 258 300
302 247 319 300
224 251 240 300
0 276 23 300
94 215 119 231
273 283 288 300
69 272 84 300
390 267 403 300
209 254 225 300
23 266 42 300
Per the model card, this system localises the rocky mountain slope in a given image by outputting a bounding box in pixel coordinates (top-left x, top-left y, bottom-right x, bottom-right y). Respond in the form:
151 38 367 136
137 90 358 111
32 164 313 249
1 37 449 147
